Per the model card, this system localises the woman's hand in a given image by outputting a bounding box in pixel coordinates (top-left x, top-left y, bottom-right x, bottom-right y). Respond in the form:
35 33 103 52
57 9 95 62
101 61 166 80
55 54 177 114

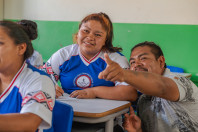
69 89 96 99
55 85 64 98
123 106 142 132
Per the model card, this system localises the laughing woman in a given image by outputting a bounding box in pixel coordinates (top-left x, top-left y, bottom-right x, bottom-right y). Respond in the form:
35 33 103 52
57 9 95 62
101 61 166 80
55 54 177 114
42 12 137 101
0 21 55 131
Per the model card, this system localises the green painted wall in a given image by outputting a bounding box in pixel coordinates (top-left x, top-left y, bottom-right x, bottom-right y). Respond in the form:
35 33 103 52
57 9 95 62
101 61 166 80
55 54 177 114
12 20 198 85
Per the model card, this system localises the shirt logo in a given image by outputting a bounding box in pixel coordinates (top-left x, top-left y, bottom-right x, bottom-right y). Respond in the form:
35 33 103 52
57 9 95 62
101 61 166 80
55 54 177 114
74 73 93 88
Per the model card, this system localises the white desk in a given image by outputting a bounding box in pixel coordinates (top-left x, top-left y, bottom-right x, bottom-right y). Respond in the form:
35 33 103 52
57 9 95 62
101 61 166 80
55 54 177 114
57 93 131 132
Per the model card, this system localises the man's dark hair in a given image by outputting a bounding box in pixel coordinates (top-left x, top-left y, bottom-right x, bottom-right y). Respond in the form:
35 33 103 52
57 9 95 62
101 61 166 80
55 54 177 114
131 41 166 67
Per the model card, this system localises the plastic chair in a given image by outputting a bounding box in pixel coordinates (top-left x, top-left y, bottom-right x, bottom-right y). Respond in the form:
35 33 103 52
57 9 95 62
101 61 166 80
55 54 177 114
167 65 184 73
44 100 74 132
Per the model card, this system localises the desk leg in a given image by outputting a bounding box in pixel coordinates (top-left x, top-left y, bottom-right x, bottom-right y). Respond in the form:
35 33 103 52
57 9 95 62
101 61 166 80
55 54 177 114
105 118 114 132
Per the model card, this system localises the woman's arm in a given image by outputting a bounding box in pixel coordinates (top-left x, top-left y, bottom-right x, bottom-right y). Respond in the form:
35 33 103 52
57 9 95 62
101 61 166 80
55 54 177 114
70 85 137 101
0 113 42 132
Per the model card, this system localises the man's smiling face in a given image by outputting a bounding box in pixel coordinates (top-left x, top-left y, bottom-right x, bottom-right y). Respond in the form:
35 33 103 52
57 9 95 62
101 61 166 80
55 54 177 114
129 46 165 75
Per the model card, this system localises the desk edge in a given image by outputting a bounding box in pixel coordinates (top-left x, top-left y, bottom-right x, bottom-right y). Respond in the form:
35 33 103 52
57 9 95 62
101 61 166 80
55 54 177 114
74 102 131 118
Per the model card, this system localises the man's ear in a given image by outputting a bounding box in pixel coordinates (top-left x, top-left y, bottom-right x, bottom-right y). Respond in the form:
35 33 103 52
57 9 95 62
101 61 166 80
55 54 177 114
17 43 27 56
158 56 165 69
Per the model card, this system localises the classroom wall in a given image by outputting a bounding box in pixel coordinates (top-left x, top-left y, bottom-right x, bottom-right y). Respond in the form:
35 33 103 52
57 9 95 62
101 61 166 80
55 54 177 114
0 0 3 20
4 0 198 24
3 0 198 85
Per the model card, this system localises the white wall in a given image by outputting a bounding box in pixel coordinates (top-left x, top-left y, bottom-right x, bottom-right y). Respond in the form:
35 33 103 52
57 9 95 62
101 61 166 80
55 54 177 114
0 0 3 20
4 0 198 24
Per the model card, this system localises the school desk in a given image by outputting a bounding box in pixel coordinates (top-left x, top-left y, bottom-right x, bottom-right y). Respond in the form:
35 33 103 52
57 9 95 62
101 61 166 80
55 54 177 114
57 93 131 132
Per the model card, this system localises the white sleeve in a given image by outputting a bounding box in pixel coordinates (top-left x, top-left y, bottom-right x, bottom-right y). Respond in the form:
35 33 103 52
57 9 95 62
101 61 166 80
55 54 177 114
42 47 71 83
46 49 64 76
28 50 43 67
167 74 198 102
108 52 130 86
34 52 43 66
20 75 55 129
46 45 76 76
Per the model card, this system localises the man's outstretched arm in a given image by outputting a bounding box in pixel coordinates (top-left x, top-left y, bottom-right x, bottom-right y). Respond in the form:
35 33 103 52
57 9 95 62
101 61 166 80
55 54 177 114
99 53 179 101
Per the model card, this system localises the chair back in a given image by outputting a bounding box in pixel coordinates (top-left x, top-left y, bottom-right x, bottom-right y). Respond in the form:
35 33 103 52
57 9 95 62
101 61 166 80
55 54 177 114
167 65 184 73
44 100 74 132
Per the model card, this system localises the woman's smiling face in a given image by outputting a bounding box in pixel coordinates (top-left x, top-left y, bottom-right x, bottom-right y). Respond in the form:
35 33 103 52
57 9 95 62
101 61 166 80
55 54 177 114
77 20 107 60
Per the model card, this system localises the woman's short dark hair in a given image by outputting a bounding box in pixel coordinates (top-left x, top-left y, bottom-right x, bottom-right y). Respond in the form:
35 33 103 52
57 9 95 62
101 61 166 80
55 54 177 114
0 20 34 60
78 12 122 52
17 20 38 40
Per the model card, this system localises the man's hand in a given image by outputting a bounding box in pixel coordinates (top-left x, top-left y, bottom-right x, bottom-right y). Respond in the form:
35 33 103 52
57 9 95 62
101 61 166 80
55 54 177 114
69 89 96 99
123 106 142 132
98 53 125 82
55 85 64 98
